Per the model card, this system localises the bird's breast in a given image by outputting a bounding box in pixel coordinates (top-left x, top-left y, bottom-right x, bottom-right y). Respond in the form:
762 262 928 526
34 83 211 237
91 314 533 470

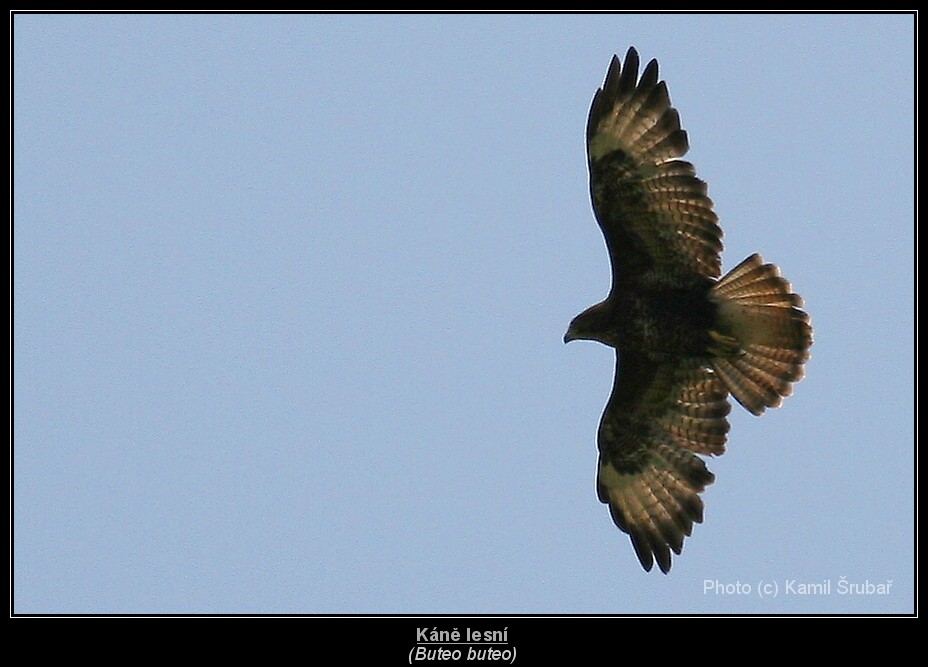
612 288 714 357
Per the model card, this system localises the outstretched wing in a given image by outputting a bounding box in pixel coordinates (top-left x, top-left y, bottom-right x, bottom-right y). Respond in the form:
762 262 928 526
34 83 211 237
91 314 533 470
597 351 731 573
588 47 723 290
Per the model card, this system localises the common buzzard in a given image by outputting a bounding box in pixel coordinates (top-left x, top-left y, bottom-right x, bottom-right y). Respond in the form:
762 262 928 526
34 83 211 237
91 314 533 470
564 48 812 573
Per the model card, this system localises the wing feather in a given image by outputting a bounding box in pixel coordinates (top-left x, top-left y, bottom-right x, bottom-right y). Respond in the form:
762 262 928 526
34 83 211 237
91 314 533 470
596 352 730 573
587 47 723 288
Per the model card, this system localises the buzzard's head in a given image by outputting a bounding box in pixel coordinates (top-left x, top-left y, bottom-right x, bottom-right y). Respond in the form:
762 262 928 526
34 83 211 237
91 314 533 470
564 301 615 346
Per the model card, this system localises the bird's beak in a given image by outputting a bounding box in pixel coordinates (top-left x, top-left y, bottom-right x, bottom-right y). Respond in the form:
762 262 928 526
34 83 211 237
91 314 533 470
564 329 575 344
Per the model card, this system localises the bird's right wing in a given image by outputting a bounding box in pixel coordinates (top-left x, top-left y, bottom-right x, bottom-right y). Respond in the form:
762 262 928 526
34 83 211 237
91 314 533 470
596 351 731 573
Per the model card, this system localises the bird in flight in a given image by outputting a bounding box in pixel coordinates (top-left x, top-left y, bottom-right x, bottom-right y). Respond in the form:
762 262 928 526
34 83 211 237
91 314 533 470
565 48 813 573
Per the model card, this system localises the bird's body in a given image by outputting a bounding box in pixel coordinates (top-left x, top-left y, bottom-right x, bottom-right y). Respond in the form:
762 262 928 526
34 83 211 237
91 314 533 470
573 286 715 356
565 48 812 573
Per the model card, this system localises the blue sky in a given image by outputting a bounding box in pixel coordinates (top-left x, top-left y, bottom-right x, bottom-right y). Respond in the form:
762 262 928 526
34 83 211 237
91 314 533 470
13 13 914 614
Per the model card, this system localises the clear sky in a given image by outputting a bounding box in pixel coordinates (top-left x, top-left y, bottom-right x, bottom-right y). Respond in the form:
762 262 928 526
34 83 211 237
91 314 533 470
13 13 914 615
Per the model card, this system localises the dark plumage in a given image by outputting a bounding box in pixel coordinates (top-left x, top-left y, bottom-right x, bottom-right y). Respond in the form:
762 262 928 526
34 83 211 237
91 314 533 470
564 48 813 573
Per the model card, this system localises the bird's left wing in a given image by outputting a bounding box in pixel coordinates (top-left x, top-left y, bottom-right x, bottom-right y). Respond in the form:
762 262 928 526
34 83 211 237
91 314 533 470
587 48 723 290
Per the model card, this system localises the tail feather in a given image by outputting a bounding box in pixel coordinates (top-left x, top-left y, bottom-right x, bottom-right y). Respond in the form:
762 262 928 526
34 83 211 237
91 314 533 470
709 254 812 415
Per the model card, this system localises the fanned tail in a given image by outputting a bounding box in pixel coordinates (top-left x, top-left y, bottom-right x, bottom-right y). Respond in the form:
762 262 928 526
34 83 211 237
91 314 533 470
709 254 813 415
